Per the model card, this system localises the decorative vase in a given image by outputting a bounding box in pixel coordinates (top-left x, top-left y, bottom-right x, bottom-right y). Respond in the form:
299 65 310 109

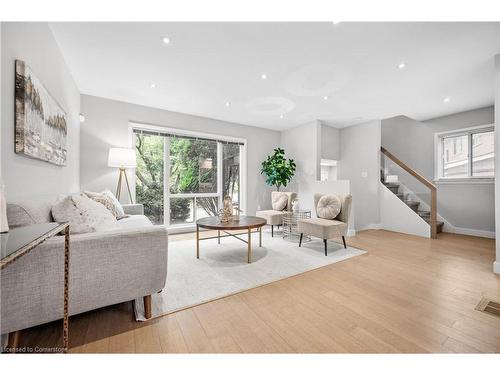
0 178 9 233
292 199 300 212
219 195 234 223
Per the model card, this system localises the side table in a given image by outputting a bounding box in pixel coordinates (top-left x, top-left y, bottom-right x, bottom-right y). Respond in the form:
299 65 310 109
282 210 311 242
1 222 70 353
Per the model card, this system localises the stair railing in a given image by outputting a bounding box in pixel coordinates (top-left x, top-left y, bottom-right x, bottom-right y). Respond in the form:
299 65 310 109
380 147 438 239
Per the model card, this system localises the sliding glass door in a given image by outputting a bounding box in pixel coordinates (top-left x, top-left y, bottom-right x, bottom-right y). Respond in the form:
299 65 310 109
134 128 243 226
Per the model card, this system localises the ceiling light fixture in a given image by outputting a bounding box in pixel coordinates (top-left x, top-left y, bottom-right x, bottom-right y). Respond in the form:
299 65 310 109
261 73 267 80
323 95 329 101
150 83 157 89
225 102 230 107
332 21 340 25
398 62 406 69
443 97 451 103
279 114 284 119
161 36 171 45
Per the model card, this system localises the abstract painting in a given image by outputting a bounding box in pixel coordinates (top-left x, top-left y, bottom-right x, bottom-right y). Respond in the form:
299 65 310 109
15 59 67 166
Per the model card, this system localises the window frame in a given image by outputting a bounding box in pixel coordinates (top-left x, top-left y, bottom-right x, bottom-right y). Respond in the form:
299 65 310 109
434 124 494 183
129 122 247 230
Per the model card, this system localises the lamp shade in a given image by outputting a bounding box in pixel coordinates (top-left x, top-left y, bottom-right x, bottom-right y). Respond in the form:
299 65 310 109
108 148 137 168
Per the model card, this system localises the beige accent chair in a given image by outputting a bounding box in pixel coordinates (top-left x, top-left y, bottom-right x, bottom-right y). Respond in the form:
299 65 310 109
256 191 297 236
298 193 352 256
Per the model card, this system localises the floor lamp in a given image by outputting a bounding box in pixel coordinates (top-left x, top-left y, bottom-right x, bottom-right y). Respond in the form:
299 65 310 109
108 147 137 203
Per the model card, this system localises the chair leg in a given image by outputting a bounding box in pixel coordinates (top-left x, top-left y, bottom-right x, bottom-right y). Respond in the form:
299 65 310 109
271 225 274 237
342 236 347 249
324 239 328 256
7 331 20 351
143 295 152 319
299 233 303 247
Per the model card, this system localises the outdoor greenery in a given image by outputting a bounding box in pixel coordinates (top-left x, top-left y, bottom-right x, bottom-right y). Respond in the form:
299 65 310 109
135 134 164 224
261 148 296 191
169 138 218 222
135 134 240 224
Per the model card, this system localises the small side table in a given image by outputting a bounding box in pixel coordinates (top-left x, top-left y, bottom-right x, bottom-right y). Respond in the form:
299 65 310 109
282 210 311 242
1 222 70 353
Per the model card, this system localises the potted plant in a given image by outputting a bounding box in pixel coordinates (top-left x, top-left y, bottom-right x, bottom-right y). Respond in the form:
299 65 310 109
261 148 296 191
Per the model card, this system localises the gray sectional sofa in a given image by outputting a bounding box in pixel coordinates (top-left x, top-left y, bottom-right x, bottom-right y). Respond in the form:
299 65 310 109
1 199 168 336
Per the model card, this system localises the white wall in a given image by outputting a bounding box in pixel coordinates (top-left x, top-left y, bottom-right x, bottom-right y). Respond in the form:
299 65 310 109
80 94 280 216
494 54 500 274
1 22 80 200
337 120 382 231
280 120 321 213
321 124 340 160
382 108 495 235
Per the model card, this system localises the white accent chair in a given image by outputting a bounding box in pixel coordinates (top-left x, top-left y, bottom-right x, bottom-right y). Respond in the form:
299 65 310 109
255 191 297 236
298 193 352 255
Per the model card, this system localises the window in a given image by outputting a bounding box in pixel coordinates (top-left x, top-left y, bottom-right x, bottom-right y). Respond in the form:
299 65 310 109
435 125 494 181
133 125 245 226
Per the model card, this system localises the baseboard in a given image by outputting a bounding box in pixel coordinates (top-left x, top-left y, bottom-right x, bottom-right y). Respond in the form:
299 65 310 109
494 261 500 275
358 223 382 231
446 226 495 239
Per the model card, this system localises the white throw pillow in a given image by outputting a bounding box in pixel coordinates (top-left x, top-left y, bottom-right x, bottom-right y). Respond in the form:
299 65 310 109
83 190 126 219
52 194 118 234
317 195 341 219
272 193 288 211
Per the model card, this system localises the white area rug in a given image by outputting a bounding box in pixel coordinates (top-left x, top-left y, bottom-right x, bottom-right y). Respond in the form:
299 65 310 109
134 230 366 320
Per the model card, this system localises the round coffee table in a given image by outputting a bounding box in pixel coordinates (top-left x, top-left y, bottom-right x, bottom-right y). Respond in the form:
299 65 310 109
196 216 266 263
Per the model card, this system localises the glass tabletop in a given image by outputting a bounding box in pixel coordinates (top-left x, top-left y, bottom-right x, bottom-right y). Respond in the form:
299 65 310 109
1 222 65 262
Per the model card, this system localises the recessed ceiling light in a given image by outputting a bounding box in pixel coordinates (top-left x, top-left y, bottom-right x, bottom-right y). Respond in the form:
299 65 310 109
150 83 157 89
398 62 406 69
279 114 284 119
332 21 340 25
261 73 267 80
443 97 451 103
225 102 230 107
161 36 171 45
323 95 329 101
79 114 85 123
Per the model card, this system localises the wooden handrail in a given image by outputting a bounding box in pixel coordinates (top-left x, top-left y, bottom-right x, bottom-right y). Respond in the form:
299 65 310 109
380 147 438 239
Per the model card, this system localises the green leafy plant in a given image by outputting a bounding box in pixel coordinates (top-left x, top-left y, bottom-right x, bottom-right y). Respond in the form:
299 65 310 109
261 148 296 191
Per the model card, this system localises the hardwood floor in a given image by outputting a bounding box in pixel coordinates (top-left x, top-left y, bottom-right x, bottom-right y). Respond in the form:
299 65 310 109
18 230 500 353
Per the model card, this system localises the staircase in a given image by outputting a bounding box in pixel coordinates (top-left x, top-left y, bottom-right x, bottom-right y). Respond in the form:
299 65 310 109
382 181 443 234
380 147 440 238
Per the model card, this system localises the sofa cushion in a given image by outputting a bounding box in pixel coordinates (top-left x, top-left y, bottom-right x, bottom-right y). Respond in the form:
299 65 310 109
115 214 153 230
6 200 54 228
271 193 288 211
316 195 341 219
298 218 348 239
51 194 118 234
83 190 126 219
255 210 284 225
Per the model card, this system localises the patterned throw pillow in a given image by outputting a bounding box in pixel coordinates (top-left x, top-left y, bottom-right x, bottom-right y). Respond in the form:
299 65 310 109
272 193 288 211
317 195 341 219
51 194 118 234
83 190 126 219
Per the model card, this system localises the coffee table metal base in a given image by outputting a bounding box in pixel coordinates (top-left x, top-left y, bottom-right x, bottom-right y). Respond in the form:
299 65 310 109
195 216 266 264
196 226 262 263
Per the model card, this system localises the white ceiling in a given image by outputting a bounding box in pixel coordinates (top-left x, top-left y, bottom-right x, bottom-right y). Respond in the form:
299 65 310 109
50 22 500 131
